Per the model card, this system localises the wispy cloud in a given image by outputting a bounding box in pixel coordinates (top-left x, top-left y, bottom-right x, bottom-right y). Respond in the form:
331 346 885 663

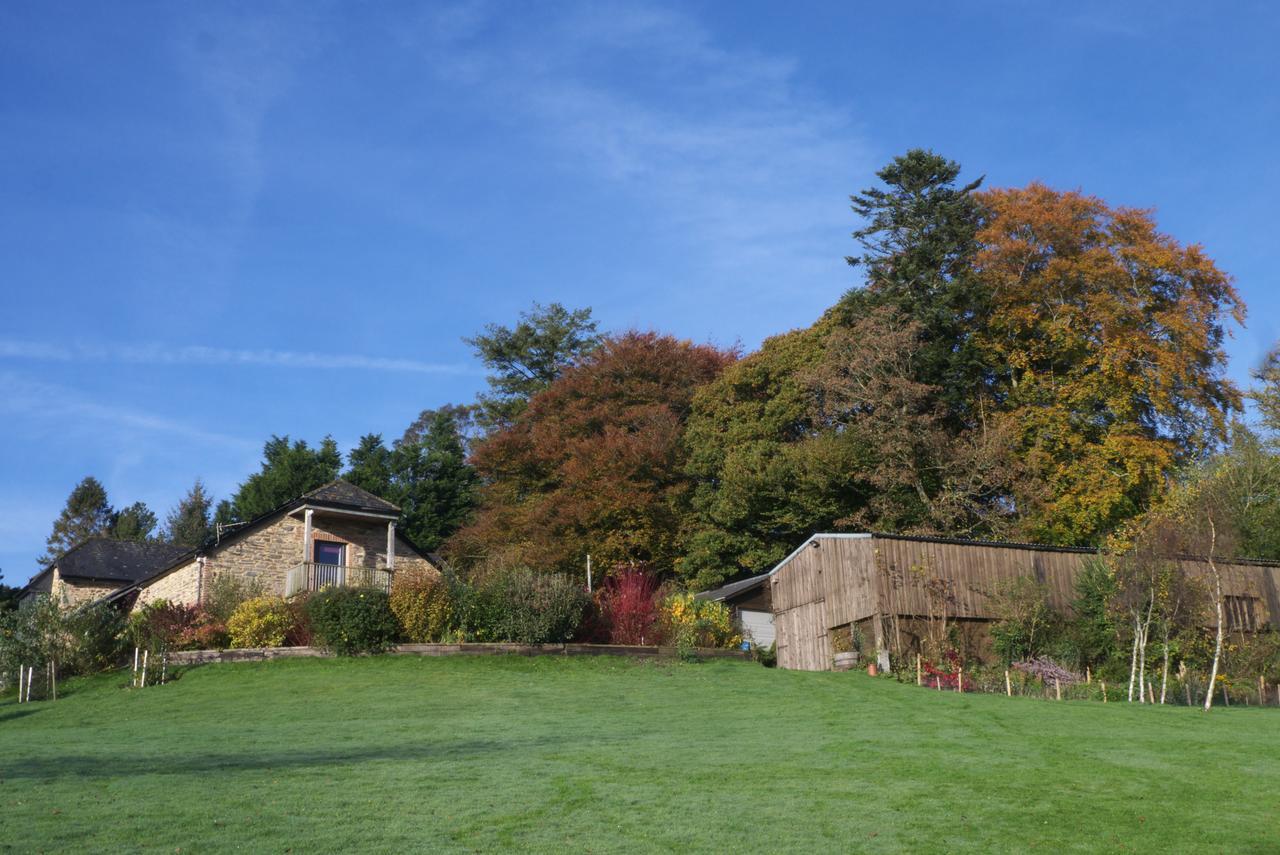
0 338 475 375
409 2 873 303
0 371 254 449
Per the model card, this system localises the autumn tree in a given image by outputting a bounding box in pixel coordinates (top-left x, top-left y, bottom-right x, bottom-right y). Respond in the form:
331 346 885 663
41 477 114 564
450 331 734 574
973 184 1245 545
808 306 1027 537
465 302 601 430
165 479 214 548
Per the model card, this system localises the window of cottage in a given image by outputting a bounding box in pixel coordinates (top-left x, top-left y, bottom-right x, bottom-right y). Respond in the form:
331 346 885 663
314 540 346 566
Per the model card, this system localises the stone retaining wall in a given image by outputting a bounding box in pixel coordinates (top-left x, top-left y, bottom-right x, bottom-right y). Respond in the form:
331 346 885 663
167 643 753 665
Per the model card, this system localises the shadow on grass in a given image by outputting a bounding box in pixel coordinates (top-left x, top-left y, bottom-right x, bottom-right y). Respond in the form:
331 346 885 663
0 707 42 724
3 734 570 782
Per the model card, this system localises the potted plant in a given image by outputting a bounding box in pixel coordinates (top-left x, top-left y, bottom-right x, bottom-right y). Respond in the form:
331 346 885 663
831 625 861 671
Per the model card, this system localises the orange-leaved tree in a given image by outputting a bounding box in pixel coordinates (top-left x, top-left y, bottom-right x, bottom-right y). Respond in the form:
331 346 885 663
973 183 1244 544
447 331 735 574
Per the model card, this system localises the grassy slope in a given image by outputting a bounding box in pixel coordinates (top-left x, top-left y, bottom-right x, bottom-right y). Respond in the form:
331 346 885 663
1 656 1277 853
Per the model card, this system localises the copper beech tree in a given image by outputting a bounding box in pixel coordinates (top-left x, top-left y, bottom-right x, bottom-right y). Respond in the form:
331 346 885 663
448 331 735 575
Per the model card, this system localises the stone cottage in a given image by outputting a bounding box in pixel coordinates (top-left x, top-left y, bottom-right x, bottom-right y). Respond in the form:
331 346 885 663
22 538 190 607
112 480 442 610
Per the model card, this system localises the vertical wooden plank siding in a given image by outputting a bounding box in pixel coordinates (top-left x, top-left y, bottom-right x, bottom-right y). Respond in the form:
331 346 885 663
770 533 1280 671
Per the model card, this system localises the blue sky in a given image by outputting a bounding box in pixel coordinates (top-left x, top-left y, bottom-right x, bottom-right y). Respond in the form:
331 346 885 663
1 1 1277 583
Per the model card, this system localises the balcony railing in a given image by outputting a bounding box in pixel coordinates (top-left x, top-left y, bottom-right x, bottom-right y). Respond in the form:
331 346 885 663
285 562 392 597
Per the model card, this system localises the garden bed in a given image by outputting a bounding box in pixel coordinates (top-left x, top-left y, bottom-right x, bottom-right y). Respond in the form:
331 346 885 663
166 641 752 665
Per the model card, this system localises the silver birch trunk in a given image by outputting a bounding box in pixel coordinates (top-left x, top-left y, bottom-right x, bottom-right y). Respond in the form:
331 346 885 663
1204 516 1224 712
1159 625 1170 705
1127 612 1141 702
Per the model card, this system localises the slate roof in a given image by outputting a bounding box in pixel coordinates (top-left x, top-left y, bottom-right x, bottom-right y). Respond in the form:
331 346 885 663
695 572 771 603
52 538 192 583
302 480 400 514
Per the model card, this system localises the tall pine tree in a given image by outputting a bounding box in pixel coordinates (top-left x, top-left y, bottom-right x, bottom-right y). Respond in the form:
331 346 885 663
165 479 214 547
41 476 113 564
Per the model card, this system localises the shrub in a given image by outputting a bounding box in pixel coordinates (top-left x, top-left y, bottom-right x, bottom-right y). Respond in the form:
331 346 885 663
227 597 294 649
63 601 128 672
1 596 68 692
659 593 740 650
202 573 266 625
306 587 399 655
129 600 201 653
989 576 1059 664
283 595 313 647
459 565 589 644
596 568 659 645
389 568 455 643
175 612 230 651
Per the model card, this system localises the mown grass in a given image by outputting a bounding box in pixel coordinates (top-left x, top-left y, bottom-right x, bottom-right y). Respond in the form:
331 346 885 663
1 655 1277 853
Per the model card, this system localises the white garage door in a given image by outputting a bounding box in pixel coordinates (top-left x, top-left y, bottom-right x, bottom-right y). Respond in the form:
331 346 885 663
738 609 775 648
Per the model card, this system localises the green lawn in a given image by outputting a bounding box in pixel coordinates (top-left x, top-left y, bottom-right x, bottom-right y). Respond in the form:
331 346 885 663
1 656 1277 853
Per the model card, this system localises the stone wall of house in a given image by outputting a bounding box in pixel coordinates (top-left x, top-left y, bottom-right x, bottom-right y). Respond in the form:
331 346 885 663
135 559 202 608
46 568 119 607
392 536 437 579
132 511 438 609
206 514 308 598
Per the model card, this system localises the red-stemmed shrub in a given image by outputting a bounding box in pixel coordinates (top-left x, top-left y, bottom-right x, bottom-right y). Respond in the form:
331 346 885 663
597 568 660 645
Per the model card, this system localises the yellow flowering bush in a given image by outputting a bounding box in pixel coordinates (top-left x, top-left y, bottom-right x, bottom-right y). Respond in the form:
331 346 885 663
389 568 455 643
227 596 293 648
659 592 740 649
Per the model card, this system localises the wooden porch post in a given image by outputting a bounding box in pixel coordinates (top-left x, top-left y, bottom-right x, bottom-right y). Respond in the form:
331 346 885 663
302 508 313 564
387 521 396 571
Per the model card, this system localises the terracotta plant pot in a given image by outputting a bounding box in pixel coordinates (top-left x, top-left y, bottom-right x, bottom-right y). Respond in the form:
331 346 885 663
866 663 878 677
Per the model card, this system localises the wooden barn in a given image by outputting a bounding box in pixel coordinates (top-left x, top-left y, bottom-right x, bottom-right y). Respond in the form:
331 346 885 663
768 533 1280 672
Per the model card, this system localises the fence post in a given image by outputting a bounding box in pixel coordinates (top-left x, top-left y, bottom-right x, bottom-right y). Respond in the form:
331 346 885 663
916 654 922 687
1086 666 1091 684
1055 678 1062 701
956 667 963 693
1101 681 1107 703
1005 670 1012 697
16 665 23 704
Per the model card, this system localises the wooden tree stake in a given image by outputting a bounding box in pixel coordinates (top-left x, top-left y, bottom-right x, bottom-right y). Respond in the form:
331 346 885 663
1055 678 1062 701
1086 666 1091 684
1101 681 1107 703
956 667 963 693
916 654 922 686
1005 670 1012 697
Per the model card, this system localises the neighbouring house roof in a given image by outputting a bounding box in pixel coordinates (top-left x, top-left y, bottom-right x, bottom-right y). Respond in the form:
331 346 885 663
110 478 437 601
24 538 191 592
